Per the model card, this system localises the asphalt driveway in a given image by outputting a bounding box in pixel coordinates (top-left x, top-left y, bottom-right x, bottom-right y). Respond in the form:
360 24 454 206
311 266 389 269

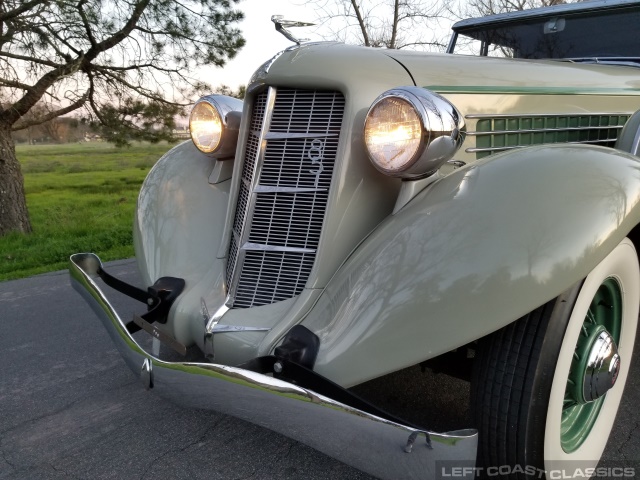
1 260 639 479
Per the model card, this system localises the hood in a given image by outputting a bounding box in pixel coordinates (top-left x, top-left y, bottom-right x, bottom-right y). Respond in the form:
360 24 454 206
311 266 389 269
262 42 414 94
383 50 640 95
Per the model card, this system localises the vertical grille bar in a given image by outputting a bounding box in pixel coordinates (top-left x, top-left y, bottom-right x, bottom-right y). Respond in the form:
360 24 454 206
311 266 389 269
226 88 345 308
226 89 276 295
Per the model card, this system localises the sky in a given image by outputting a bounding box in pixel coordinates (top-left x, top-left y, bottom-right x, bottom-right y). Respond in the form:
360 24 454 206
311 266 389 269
203 0 322 89
208 0 459 89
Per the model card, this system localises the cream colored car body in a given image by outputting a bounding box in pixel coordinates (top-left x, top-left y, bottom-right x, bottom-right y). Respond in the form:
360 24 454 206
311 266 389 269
132 39 640 387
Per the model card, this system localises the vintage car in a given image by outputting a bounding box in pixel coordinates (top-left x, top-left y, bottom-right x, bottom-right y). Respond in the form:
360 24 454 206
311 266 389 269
70 0 640 478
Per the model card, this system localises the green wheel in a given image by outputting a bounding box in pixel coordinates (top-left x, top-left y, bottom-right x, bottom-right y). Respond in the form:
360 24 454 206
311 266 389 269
472 238 639 478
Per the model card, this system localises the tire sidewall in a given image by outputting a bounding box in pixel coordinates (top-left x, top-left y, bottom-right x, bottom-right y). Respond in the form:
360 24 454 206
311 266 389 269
540 239 640 472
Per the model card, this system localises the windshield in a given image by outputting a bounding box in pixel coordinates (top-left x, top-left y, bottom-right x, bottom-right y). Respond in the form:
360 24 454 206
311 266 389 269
455 6 640 60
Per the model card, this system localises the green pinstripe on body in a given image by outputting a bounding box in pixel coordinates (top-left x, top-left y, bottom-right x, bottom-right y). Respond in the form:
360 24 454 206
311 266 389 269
426 85 640 95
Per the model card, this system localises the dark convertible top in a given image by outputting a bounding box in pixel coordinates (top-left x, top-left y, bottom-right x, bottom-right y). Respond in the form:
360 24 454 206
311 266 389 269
452 0 640 32
448 0 640 59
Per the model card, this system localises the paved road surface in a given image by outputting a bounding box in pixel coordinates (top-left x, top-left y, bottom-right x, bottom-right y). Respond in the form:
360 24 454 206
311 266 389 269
1 260 640 479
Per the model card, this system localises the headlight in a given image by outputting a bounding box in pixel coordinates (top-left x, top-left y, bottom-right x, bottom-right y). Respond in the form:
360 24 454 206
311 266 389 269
189 95 243 158
190 101 222 153
364 87 465 178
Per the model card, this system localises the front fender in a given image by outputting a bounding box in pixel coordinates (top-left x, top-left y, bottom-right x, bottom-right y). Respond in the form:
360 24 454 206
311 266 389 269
302 144 640 387
134 141 230 346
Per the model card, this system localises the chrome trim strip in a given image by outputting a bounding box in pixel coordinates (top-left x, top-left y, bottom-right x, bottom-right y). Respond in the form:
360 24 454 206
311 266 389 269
632 128 640 156
467 125 625 136
565 56 640 62
249 50 286 85
69 253 478 480
465 112 633 119
203 296 271 360
465 145 520 153
466 138 619 153
253 185 327 193
203 299 231 359
237 177 296 193
624 113 640 156
207 300 231 326
241 242 316 253
227 87 278 305
264 132 339 140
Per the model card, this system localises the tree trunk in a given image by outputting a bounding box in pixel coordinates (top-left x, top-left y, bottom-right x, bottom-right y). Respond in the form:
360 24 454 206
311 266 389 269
0 125 32 235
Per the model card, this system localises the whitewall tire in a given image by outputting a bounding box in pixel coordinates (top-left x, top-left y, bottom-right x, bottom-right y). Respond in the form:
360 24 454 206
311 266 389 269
472 238 640 479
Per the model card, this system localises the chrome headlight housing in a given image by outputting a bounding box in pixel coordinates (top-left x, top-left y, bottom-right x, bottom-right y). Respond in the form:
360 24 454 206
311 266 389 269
364 87 466 178
189 95 243 159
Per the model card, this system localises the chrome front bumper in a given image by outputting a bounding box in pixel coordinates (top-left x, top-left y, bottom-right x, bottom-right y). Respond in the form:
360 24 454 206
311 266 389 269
70 253 477 480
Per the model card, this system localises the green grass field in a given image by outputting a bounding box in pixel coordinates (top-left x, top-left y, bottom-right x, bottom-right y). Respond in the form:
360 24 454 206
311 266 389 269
0 142 175 281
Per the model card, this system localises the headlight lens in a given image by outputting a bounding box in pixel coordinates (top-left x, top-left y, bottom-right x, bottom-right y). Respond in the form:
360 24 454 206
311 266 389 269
190 101 223 153
364 87 466 178
364 97 422 174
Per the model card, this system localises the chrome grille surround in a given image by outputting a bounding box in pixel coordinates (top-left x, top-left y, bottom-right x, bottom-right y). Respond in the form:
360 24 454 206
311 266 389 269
466 112 631 159
226 87 345 309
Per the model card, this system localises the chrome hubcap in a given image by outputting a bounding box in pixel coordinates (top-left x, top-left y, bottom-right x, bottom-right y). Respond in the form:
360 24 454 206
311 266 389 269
562 278 622 453
582 330 620 403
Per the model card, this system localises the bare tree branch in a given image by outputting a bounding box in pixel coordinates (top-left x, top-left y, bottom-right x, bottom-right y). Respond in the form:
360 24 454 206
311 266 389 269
0 51 61 68
12 90 89 130
30 24 79 60
397 40 447 49
85 0 150 60
307 0 446 51
390 0 399 48
350 0 370 46
0 76 33 90
76 0 97 47
0 0 47 22
7 56 84 123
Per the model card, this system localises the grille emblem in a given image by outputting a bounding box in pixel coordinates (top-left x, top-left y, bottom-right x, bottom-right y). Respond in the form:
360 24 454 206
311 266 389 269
308 138 326 188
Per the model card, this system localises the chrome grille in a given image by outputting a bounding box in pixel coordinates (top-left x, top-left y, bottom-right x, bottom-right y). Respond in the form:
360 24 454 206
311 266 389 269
467 113 631 159
226 87 345 308
249 192 326 248
236 251 315 306
225 92 269 286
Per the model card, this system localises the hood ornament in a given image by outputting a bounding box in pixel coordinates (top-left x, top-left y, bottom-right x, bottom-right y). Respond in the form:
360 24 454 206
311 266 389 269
271 15 315 45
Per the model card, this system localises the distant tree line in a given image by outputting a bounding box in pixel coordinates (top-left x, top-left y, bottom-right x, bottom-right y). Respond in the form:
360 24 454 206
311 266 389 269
9 81 245 146
11 113 89 145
